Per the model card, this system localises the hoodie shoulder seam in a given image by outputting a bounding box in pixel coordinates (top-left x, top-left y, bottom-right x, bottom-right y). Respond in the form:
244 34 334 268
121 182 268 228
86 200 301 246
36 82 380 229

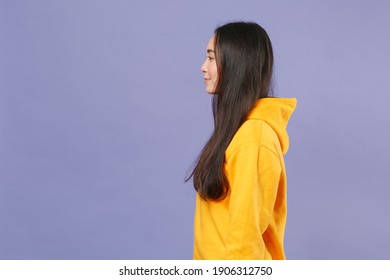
260 144 281 161
225 121 264 162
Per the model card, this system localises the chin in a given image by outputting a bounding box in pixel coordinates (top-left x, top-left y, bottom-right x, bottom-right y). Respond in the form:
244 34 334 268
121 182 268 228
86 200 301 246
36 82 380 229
206 87 217 94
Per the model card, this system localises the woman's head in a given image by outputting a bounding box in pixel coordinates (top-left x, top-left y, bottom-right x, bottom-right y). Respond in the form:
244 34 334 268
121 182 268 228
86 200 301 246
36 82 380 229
201 22 274 99
189 21 274 200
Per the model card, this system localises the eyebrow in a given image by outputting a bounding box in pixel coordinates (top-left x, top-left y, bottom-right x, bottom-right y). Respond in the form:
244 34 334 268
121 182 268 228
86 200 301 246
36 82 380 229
207 49 215 53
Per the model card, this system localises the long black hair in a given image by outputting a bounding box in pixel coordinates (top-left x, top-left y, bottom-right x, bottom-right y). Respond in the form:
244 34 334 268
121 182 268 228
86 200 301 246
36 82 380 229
187 21 274 200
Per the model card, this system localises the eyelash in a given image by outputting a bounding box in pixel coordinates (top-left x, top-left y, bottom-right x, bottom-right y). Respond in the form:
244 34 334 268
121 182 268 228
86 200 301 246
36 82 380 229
207 56 214 61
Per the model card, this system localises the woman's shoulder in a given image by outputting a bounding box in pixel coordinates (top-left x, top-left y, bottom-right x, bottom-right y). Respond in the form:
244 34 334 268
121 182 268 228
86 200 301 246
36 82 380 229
225 119 280 158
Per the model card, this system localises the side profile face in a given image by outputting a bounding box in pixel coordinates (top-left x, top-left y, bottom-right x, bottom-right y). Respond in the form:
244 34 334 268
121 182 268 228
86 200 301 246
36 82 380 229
201 36 218 94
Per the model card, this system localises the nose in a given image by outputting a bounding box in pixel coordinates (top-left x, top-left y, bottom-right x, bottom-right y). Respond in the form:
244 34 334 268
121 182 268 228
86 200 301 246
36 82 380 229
201 60 207 73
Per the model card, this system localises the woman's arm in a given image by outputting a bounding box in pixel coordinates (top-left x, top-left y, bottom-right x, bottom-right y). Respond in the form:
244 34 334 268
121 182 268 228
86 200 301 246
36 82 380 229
224 141 282 259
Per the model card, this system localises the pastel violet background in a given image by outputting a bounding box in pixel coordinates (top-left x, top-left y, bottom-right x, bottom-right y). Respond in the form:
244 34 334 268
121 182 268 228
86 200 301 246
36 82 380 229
1 0 389 260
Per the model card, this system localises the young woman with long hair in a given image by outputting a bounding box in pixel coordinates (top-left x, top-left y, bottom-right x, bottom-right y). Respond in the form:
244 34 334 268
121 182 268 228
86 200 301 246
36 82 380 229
187 21 297 260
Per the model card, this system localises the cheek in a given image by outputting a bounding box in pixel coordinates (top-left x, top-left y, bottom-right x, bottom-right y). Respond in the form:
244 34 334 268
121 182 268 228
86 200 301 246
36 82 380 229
210 65 218 80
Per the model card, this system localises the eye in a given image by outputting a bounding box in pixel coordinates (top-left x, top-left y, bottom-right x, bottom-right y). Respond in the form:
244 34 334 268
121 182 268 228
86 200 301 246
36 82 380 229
207 56 215 61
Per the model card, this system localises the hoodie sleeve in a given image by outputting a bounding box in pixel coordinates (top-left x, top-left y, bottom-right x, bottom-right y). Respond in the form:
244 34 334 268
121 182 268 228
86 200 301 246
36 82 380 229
224 141 282 259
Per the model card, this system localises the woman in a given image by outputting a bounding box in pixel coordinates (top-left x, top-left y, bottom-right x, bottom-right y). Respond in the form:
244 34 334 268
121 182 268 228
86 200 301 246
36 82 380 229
187 21 297 260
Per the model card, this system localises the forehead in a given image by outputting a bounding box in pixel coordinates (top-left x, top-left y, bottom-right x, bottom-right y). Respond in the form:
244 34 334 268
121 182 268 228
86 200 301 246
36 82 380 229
206 36 215 50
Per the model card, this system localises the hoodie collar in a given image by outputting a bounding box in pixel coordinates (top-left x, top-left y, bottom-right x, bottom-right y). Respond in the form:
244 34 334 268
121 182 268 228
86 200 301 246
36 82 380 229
247 97 297 154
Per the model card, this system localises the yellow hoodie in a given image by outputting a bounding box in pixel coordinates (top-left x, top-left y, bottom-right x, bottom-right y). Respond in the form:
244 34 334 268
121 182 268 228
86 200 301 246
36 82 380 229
193 97 297 260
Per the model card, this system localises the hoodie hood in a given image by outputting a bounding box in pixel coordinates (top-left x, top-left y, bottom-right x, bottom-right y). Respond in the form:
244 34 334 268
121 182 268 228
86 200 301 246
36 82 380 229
247 97 297 154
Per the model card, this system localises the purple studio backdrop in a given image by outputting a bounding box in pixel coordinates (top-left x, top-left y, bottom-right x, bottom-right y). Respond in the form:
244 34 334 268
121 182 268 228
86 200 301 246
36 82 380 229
1 0 390 260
